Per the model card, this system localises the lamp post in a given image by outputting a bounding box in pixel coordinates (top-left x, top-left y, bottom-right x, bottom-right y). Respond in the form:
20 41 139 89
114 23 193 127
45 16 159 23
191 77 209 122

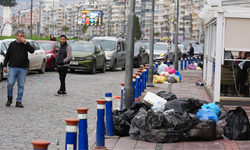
30 0 33 39
174 0 179 71
147 0 155 87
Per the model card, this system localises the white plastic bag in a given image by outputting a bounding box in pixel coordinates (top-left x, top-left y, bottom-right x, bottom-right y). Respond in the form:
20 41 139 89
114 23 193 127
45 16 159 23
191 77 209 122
151 101 165 112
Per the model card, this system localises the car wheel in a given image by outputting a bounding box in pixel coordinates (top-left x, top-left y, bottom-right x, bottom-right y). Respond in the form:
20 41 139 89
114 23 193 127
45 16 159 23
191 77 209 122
136 58 141 68
110 60 117 71
38 60 46 74
0 65 3 81
70 69 75 72
100 60 106 73
90 61 96 74
50 59 55 71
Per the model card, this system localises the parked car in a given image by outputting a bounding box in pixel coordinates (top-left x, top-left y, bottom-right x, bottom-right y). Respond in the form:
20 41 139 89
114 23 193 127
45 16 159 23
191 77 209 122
134 43 149 68
3 39 46 75
69 41 106 74
0 41 9 81
182 41 199 50
37 41 59 71
90 37 126 71
193 44 204 60
168 44 183 63
67 40 76 44
136 40 150 53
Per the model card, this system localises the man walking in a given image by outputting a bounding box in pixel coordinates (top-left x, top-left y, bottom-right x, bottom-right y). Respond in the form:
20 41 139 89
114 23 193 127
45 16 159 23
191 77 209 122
4 30 35 108
55 35 72 96
189 43 194 60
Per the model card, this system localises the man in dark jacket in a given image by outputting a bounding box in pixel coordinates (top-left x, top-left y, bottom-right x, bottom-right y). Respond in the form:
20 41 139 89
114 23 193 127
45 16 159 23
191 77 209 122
189 43 194 59
55 35 72 96
3 30 35 108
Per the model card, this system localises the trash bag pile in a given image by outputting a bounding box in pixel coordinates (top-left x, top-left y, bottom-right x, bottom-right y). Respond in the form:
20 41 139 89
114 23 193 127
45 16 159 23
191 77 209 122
113 91 250 142
155 64 182 83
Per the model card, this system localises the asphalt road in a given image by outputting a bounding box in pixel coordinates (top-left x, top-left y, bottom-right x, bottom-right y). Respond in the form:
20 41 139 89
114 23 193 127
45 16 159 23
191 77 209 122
0 68 125 150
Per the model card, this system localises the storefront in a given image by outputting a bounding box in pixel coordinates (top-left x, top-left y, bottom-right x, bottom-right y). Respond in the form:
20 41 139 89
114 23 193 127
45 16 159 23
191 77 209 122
199 0 250 105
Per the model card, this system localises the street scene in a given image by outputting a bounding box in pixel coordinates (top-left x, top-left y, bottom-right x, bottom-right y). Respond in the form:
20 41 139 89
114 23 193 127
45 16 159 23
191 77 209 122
1 0 250 150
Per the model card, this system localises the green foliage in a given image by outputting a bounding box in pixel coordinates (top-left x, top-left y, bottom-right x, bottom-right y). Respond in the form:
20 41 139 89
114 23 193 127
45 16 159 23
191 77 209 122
135 16 142 40
62 26 70 34
154 32 160 37
81 24 88 34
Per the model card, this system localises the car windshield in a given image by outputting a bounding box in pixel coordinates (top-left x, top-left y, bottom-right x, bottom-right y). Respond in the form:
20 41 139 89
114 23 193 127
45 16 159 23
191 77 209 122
171 45 182 50
70 43 94 52
193 46 203 52
37 42 53 50
90 40 116 51
142 42 150 49
154 44 167 50
134 45 140 51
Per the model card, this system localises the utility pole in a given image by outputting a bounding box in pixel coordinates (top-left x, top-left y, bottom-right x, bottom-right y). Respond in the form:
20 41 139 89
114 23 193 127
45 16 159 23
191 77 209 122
174 0 179 71
124 0 135 108
147 0 155 87
124 1 126 36
52 0 54 35
30 0 33 39
38 1 41 40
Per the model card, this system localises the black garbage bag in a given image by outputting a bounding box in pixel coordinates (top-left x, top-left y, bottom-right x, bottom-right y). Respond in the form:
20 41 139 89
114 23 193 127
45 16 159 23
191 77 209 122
129 108 199 143
224 107 250 140
113 102 150 136
164 98 208 114
182 119 217 141
215 102 229 121
156 91 177 101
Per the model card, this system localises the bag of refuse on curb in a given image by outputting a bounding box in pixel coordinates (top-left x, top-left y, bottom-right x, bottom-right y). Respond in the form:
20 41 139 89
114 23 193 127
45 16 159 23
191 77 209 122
175 71 182 82
216 120 229 140
188 64 196 70
224 107 250 140
151 101 165 112
164 98 207 114
196 109 218 123
157 64 168 74
201 102 220 116
156 91 177 102
215 102 229 121
153 75 166 84
167 74 179 83
160 71 169 77
182 119 216 141
165 67 176 74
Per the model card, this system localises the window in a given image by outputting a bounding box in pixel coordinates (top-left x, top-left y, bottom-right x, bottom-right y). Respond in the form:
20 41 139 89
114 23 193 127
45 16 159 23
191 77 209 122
34 42 41 50
117 42 121 52
1 42 7 52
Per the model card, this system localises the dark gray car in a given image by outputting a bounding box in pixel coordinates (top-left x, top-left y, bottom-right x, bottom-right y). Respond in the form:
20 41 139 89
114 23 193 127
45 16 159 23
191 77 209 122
134 44 149 68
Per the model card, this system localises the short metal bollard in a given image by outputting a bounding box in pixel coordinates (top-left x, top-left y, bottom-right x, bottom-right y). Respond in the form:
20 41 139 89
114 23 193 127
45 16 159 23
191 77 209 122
135 73 140 102
76 108 89 150
184 58 187 70
105 93 114 136
138 70 144 94
132 76 136 103
180 57 183 71
195 56 197 63
167 59 170 67
65 118 80 150
143 67 147 91
94 99 107 150
199 56 201 63
120 83 125 111
31 140 50 150
188 56 190 65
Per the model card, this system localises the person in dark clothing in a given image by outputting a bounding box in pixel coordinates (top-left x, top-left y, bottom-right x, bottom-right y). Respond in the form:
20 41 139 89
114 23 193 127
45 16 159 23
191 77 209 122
188 43 194 59
234 51 246 65
55 35 72 96
3 30 35 108
49 35 57 41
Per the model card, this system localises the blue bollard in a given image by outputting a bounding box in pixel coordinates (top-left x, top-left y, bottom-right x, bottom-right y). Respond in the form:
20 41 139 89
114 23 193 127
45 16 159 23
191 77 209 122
65 118 80 150
188 56 190 65
105 93 114 136
155 61 158 69
180 57 183 71
195 56 197 63
120 83 124 111
191 56 193 63
184 58 187 70
94 99 107 150
167 59 170 67
143 67 147 90
132 76 136 103
76 108 89 150
145 64 149 83
137 71 141 96
31 140 50 150
138 68 144 96
135 73 140 102
199 56 201 62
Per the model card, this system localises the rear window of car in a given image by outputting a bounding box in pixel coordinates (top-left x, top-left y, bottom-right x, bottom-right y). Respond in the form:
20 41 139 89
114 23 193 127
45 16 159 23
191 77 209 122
90 39 116 51
70 43 94 52
154 44 167 50
37 42 53 50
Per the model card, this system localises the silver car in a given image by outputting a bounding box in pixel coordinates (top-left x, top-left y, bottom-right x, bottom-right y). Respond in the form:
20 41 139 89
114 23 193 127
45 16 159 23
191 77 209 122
0 41 9 81
90 37 126 71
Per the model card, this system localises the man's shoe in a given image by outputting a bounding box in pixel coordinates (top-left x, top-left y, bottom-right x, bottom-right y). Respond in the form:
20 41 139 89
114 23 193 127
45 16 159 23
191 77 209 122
15 102 24 108
62 91 67 96
6 96 12 107
54 91 62 96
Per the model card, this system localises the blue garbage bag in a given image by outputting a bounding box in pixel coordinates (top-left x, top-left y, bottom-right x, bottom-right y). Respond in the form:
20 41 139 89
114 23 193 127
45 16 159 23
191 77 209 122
175 71 182 81
196 109 218 123
201 102 220 116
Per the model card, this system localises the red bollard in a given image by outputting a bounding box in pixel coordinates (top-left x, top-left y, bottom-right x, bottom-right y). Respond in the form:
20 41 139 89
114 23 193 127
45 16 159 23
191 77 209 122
31 140 50 150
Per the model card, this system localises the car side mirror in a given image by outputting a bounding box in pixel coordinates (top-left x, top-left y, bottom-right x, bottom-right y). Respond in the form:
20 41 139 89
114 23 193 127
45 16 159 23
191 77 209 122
56 48 59 52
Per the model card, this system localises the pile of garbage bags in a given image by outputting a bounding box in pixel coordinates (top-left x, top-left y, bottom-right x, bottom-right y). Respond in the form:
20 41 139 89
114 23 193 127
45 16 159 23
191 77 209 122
188 63 202 70
154 64 182 83
113 91 250 142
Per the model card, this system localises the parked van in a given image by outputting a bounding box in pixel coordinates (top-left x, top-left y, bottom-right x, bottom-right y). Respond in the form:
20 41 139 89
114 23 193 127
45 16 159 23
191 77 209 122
90 37 126 71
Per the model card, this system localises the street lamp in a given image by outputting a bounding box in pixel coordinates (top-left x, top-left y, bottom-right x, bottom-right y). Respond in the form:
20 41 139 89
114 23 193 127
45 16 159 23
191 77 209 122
174 0 179 71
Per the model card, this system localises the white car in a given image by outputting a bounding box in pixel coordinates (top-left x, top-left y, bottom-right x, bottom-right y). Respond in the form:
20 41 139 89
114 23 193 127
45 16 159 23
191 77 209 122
2 39 46 75
0 41 9 81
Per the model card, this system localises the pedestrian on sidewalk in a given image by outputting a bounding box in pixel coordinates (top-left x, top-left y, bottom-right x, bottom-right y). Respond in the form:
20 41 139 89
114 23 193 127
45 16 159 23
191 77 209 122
49 35 57 41
3 30 35 108
55 35 72 96
188 43 194 60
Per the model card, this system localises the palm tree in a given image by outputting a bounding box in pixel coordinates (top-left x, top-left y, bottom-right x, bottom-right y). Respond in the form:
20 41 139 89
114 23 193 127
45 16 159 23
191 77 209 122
81 24 88 40
43 26 49 36
62 26 70 35
160 22 164 38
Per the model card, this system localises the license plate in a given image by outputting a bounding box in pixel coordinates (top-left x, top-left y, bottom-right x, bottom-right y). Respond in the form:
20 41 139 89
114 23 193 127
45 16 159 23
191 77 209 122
70 62 79 65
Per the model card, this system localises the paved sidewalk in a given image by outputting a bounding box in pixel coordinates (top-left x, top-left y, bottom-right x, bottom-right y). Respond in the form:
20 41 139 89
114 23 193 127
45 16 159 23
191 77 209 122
98 70 250 150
